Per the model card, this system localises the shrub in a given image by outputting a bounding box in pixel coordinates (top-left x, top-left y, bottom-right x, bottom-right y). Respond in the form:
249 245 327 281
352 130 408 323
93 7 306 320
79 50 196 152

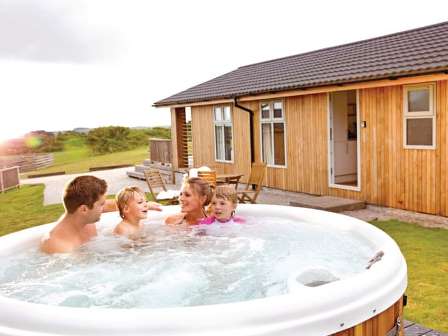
87 126 132 154
86 126 171 154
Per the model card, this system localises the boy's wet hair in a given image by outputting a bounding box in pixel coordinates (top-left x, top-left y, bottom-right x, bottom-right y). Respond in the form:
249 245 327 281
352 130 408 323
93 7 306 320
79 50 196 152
116 186 145 219
63 176 107 214
184 177 213 206
214 184 238 205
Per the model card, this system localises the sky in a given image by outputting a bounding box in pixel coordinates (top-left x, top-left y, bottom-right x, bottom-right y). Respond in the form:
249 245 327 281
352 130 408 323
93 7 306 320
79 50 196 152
0 0 447 142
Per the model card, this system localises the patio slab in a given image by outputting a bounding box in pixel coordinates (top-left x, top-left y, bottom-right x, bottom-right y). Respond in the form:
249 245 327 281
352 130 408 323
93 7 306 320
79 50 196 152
404 320 448 336
289 195 366 212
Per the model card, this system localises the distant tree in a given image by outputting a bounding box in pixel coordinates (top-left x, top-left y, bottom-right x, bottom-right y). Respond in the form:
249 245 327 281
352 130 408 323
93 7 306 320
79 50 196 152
87 126 132 154
86 126 171 154
57 130 86 140
27 131 64 153
146 127 171 139
0 131 63 155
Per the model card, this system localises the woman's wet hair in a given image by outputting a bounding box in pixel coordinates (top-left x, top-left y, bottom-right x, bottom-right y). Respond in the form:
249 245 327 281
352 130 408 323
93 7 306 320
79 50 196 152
184 177 213 206
116 186 145 219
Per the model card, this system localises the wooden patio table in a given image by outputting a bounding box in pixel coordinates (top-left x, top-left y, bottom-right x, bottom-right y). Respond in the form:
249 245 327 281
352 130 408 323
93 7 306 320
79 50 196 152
216 173 244 189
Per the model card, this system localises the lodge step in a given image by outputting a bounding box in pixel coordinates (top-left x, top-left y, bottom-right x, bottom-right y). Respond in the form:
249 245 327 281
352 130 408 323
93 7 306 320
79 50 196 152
127 167 184 185
289 196 365 212
127 170 177 184
126 171 145 180
134 165 174 174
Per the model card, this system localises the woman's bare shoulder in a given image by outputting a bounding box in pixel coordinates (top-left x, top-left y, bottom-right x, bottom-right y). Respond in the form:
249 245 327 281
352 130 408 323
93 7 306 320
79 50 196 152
165 213 186 225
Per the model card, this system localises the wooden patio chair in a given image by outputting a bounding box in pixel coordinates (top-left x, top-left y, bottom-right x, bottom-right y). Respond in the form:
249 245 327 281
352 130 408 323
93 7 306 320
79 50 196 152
197 170 217 188
207 164 224 174
236 163 267 204
144 169 179 205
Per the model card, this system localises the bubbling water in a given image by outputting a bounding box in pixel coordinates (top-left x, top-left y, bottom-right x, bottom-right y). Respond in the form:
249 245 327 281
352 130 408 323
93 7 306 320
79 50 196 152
0 216 375 308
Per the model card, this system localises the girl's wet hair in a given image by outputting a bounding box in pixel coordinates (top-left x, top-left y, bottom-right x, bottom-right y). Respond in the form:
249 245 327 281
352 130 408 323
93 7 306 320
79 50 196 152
214 184 238 205
116 186 145 219
184 177 213 206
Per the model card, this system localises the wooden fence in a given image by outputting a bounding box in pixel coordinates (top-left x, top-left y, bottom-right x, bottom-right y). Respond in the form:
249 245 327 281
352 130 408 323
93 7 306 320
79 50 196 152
150 139 172 163
0 166 20 192
0 153 54 172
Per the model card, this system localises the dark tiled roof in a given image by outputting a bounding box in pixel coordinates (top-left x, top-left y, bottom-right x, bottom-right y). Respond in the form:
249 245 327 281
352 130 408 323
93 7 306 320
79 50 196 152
154 21 448 106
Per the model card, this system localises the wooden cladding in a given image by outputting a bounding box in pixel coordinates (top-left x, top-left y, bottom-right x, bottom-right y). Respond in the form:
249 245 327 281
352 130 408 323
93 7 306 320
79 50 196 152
331 81 447 216
187 79 448 216
191 104 252 180
331 298 403 336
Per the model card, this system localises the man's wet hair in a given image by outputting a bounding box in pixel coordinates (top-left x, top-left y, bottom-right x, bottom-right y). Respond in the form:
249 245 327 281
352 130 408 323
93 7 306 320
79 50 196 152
63 176 107 213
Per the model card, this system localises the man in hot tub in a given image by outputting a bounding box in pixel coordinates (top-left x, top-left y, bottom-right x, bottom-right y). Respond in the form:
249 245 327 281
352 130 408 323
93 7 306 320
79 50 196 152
41 175 163 254
40 175 110 254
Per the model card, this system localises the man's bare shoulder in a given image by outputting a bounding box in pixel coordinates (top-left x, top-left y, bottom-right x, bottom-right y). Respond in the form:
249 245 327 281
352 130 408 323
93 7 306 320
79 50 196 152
40 233 73 254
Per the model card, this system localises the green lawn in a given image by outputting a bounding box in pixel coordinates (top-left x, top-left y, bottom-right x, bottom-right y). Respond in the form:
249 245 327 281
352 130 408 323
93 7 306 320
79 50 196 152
21 136 149 177
0 184 63 236
0 186 446 331
372 220 448 331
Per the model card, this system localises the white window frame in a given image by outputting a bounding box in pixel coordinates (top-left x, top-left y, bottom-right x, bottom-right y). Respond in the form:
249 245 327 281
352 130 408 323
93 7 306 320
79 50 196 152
213 105 234 163
259 101 287 168
403 84 436 150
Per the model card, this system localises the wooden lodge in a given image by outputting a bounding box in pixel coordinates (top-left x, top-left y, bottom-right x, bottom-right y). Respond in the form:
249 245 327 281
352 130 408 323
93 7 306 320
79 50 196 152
154 21 448 216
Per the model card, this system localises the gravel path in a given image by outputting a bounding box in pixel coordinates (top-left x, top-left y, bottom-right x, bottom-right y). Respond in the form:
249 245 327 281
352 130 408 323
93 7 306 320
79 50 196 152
342 205 448 229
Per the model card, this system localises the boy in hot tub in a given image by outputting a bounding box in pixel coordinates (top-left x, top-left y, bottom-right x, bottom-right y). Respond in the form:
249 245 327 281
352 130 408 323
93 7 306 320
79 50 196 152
113 186 157 239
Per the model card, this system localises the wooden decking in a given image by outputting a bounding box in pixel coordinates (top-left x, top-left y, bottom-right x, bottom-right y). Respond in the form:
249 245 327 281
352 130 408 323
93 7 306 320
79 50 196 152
404 320 447 335
289 194 366 212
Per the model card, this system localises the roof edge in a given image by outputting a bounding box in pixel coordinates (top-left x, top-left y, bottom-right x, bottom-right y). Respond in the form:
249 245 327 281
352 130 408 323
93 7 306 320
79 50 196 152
153 67 448 107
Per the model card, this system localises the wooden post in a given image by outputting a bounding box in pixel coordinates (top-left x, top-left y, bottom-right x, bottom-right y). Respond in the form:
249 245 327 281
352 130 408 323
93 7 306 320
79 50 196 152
171 107 188 169
170 107 179 170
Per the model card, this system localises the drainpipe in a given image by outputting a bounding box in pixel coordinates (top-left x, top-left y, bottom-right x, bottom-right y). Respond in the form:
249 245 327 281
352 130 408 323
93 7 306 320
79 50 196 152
233 97 255 164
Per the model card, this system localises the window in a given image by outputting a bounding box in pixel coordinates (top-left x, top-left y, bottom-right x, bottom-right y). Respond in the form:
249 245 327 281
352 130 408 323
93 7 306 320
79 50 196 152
213 106 233 161
260 101 286 166
403 84 435 149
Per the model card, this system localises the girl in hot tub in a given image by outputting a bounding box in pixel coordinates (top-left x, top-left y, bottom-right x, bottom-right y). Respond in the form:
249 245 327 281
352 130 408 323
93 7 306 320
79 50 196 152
200 184 245 225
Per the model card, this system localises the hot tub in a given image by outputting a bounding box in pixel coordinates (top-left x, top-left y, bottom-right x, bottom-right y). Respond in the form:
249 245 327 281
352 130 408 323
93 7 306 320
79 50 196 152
0 204 407 336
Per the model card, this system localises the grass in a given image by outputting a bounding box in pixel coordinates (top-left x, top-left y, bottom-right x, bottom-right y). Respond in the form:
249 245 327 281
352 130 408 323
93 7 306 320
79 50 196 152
0 186 446 331
0 185 158 237
21 136 149 177
371 220 448 331
0 184 63 236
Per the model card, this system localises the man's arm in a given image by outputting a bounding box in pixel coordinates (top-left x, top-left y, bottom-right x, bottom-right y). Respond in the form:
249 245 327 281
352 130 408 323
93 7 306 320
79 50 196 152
103 199 162 213
103 199 118 212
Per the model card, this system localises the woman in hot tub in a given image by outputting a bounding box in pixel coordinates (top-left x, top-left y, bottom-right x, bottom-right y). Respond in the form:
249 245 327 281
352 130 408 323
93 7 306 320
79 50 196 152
165 177 213 225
